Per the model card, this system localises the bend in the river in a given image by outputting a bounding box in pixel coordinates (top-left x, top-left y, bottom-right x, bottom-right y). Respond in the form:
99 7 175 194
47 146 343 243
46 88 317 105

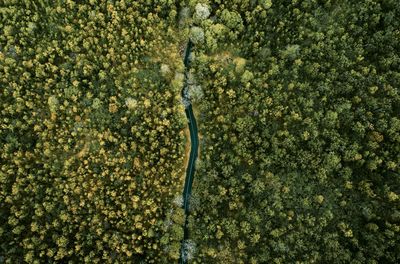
179 40 198 264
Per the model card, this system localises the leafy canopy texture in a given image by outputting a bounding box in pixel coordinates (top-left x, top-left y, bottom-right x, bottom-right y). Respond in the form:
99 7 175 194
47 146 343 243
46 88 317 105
188 0 400 263
1 0 400 263
0 0 188 263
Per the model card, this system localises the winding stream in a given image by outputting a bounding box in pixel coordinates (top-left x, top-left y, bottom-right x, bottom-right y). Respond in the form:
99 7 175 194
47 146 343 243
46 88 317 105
179 40 198 264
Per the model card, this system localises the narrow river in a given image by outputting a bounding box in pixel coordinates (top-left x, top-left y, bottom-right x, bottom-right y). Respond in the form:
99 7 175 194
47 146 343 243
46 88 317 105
179 40 198 264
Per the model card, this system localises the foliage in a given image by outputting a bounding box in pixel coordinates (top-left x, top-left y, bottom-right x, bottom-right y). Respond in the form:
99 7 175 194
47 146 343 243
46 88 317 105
189 0 400 263
194 3 210 21
0 0 187 263
1 0 400 263
190 27 205 44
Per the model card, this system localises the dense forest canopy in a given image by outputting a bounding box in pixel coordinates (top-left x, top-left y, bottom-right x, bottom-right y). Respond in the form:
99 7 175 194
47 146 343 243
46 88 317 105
1 0 189 263
189 0 400 263
1 0 399 263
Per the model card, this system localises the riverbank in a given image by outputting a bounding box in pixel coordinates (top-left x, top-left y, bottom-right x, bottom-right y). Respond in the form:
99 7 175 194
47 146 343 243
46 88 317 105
178 41 199 264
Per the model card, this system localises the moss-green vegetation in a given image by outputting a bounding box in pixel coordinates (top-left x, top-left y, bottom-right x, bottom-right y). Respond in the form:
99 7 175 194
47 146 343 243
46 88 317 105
0 1 188 263
1 0 399 263
189 0 400 263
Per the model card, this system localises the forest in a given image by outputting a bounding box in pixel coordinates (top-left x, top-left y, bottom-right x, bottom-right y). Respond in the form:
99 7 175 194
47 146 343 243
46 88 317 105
1 1 189 263
1 0 399 263
189 0 400 263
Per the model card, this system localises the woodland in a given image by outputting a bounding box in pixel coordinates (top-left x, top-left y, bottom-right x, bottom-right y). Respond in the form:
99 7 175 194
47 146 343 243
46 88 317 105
1 0 399 263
